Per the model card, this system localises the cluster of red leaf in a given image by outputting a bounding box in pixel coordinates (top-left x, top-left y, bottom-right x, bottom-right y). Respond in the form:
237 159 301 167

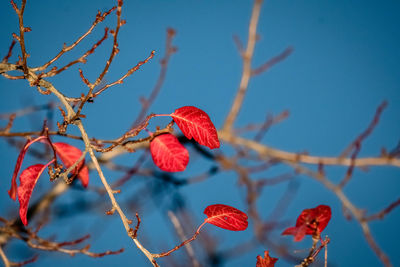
8 138 88 225
150 106 220 172
6 104 332 267
282 205 332 242
254 205 331 266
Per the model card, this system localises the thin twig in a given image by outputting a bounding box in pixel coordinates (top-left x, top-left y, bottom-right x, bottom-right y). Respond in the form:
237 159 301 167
2 40 17 63
251 46 293 76
223 0 263 132
364 198 400 221
338 101 388 188
167 211 200 267
33 7 116 72
43 28 110 78
153 221 207 258
92 50 155 98
133 28 177 126
12 0 29 74
0 246 10 267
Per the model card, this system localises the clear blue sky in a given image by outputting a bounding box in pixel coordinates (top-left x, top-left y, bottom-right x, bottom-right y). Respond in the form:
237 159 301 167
0 1 399 267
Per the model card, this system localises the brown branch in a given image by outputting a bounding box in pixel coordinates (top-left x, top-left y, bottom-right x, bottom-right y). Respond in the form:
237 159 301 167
133 28 177 126
222 0 263 132
253 110 289 142
2 40 17 63
26 233 124 258
0 246 10 267
132 213 141 238
92 113 158 153
109 151 148 189
153 221 207 258
11 0 29 74
1 114 16 133
10 255 38 267
339 101 388 188
233 34 244 55
57 234 90 247
218 132 400 168
92 50 155 98
251 46 293 76
92 0 124 89
1 54 160 265
364 198 400 222
34 6 116 72
29 71 158 266
43 28 110 78
340 100 388 158
167 211 200 267
0 103 55 119
296 237 330 267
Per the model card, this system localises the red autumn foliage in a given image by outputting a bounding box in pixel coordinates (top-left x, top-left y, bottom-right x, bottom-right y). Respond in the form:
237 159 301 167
52 142 89 187
256 250 278 267
150 133 189 172
170 106 220 149
17 164 51 225
204 204 248 231
282 204 332 241
8 136 47 201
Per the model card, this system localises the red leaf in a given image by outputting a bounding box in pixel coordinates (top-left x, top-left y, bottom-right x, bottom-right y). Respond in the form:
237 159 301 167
204 204 248 231
282 205 332 241
17 164 48 225
52 142 89 187
8 136 47 201
256 251 278 267
170 106 220 149
150 133 189 172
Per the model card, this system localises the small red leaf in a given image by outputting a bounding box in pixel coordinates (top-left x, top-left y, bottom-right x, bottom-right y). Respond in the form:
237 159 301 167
256 251 278 267
17 164 48 225
282 205 332 241
170 106 220 149
150 133 189 172
8 136 47 201
52 142 89 187
204 204 248 231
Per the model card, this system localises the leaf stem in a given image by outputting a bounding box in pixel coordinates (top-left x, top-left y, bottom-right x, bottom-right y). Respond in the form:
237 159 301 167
153 220 207 258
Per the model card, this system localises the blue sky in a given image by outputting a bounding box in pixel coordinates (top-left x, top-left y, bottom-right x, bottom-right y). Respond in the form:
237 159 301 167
0 1 399 267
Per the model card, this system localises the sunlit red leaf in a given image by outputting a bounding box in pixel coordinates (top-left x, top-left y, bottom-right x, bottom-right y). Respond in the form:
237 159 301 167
52 142 89 187
256 250 278 267
170 106 220 149
17 164 48 225
8 136 47 201
282 205 331 241
204 204 248 231
150 133 189 172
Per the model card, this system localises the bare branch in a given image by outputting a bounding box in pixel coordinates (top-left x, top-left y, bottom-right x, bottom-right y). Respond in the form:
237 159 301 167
251 46 293 76
133 28 177 125
2 39 16 63
34 6 116 72
223 0 263 132
364 198 400 221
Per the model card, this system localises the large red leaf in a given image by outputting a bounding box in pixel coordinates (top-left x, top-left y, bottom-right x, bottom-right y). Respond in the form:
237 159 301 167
256 251 278 267
52 142 89 187
204 204 248 231
150 133 189 172
170 106 220 149
8 136 47 201
17 164 49 225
